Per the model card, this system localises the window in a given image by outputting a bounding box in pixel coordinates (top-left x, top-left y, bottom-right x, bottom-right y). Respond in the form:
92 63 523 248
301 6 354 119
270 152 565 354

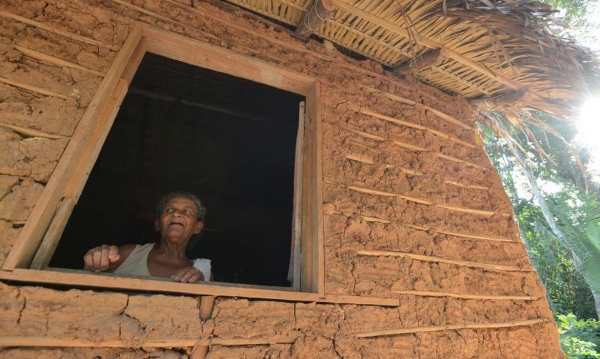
2 24 323 297
52 52 302 287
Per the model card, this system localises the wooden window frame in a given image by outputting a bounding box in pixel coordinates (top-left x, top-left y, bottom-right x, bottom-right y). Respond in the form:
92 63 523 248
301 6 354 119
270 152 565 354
1 23 325 299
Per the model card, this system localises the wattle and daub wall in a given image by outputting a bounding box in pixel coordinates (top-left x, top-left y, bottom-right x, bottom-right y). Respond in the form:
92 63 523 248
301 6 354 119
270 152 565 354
0 0 565 357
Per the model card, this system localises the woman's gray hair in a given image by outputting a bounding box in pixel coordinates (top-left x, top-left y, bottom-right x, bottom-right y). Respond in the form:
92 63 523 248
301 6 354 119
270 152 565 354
156 191 207 221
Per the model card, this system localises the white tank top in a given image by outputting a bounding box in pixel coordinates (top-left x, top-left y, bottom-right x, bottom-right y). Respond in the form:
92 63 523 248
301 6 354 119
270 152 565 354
113 243 154 277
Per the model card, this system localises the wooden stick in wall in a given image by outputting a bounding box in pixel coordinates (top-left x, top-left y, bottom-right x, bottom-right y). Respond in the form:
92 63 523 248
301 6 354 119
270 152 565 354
345 127 386 142
191 294 215 359
345 153 491 187
435 152 485 169
345 154 375 165
0 123 66 140
348 185 434 205
347 185 397 197
345 154 424 176
14 45 105 76
212 336 298 346
341 125 487 169
433 228 516 242
0 335 299 348
0 76 69 100
361 85 417 105
333 211 516 242
359 108 477 149
199 296 216 320
0 10 119 51
393 289 538 301
360 108 428 130
421 104 473 130
436 204 501 217
110 0 191 33
0 336 198 348
360 86 473 131
354 318 549 338
445 181 490 190
190 345 208 359
344 183 507 217
356 249 530 272
392 140 430 152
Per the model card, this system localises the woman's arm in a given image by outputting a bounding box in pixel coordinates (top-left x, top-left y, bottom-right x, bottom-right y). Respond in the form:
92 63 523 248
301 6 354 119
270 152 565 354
83 244 135 272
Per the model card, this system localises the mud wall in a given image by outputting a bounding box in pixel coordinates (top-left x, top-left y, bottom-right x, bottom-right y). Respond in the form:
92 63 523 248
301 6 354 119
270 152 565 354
0 0 564 357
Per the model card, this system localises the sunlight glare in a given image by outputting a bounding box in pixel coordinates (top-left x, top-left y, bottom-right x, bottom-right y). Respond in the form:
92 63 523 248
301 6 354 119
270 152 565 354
577 97 600 175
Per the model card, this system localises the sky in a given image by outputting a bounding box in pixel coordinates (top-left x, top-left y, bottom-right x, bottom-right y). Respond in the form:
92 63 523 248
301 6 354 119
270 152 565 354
574 5 600 176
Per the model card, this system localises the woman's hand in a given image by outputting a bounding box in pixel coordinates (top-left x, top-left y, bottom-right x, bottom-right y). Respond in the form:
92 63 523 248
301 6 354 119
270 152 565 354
171 266 204 283
83 245 120 272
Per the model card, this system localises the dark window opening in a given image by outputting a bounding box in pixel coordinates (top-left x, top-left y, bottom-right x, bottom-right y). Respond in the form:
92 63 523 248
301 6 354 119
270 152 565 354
50 53 304 287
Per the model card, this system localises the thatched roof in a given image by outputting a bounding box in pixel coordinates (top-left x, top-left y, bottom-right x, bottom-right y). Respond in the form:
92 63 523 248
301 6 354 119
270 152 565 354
226 0 600 121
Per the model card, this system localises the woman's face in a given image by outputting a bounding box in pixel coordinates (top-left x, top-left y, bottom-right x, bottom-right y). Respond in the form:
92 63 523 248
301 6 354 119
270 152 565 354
155 196 204 242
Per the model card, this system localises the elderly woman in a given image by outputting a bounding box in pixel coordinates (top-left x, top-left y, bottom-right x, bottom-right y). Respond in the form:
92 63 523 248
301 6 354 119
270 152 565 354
83 191 210 283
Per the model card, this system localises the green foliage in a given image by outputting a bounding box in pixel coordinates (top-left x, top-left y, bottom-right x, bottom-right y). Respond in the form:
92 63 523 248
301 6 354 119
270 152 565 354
526 220 596 318
476 6 600 357
550 195 600 297
558 313 600 358
480 113 599 319
480 105 600 356
541 0 600 46
543 0 595 28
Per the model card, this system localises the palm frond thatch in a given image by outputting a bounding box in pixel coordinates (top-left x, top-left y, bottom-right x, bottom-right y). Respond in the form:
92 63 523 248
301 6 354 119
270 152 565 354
227 0 600 123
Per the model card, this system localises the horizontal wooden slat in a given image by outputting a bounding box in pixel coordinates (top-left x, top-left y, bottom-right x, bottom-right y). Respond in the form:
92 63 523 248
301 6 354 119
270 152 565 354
0 123 66 139
334 211 517 242
0 318 551 346
143 25 315 96
354 318 550 338
445 181 489 190
0 336 198 348
341 182 508 217
0 76 69 99
359 108 476 148
0 268 398 306
0 335 299 348
348 185 434 205
0 10 119 51
14 45 106 76
340 125 487 169
356 250 530 272
393 290 538 301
